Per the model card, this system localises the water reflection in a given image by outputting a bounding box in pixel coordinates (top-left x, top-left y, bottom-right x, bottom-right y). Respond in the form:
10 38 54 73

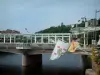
0 66 83 75
0 52 84 75
0 66 21 75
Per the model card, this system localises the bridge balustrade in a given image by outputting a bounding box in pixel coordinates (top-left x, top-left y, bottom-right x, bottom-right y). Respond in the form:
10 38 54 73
0 33 71 44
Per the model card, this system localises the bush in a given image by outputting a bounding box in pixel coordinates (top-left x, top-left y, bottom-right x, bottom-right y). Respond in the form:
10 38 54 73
91 47 100 75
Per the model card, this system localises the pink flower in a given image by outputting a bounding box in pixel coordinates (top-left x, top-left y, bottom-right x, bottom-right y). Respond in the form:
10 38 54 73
63 48 66 51
57 46 60 48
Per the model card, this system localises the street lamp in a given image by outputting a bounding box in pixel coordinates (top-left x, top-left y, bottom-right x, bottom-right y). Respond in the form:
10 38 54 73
94 10 100 45
80 17 87 48
75 20 81 38
25 28 30 33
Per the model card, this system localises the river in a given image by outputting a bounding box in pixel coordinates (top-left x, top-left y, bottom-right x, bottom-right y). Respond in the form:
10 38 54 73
0 52 91 75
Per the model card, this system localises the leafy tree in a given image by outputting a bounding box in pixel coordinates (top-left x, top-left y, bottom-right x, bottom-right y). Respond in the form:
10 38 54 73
36 22 71 33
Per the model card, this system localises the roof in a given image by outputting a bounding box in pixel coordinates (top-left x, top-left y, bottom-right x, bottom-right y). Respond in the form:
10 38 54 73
0 29 20 34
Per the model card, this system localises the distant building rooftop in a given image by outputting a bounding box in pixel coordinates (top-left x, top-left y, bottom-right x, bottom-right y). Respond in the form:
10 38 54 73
0 29 20 34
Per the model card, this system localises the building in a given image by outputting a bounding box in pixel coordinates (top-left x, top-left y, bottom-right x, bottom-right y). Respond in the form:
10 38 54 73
0 29 20 42
87 19 98 27
0 29 20 34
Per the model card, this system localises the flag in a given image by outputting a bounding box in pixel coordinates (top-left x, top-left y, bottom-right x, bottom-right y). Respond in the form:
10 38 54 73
68 40 80 52
50 40 69 60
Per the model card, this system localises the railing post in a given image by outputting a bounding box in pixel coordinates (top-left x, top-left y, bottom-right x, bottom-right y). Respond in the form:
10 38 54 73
69 34 71 43
14 35 15 43
35 35 36 43
55 35 56 43
48 34 49 43
61 34 63 41
27 35 28 44
87 32 88 46
84 32 86 48
62 36 64 42
10 35 11 43
31 35 32 44
4 35 5 43
41 34 43 43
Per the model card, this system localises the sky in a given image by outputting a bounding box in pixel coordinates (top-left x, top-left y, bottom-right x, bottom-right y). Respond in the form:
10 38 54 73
0 0 100 33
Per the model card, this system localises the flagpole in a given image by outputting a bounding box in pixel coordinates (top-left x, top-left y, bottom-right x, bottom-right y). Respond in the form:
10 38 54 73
95 10 97 44
76 20 80 38
76 23 78 38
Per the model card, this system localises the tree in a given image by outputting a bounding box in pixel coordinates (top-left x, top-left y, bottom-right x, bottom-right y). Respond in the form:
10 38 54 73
36 23 71 33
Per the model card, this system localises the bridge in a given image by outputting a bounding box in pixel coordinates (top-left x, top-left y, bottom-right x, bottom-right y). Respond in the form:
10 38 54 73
0 33 70 53
0 33 92 67
0 27 100 68
0 33 92 55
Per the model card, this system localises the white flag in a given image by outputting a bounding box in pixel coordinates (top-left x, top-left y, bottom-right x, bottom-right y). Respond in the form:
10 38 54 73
97 39 100 45
50 40 69 60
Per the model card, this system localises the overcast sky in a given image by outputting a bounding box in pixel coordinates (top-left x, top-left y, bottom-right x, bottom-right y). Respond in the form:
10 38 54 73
0 0 100 33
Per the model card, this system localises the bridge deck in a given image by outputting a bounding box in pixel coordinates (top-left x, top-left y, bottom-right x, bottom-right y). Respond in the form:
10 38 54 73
0 43 92 55
0 48 92 55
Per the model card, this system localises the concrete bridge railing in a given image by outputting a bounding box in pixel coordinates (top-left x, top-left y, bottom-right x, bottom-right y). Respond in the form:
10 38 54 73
0 33 71 49
0 33 71 44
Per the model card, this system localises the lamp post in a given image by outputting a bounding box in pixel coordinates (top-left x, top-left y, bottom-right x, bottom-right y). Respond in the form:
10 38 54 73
94 10 100 45
81 17 87 48
25 28 31 33
75 20 81 38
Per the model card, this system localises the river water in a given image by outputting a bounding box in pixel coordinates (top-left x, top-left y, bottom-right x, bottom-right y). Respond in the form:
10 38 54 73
0 52 90 75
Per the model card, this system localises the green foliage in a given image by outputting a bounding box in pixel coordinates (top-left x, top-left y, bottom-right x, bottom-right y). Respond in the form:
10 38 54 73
91 47 100 75
36 22 71 33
